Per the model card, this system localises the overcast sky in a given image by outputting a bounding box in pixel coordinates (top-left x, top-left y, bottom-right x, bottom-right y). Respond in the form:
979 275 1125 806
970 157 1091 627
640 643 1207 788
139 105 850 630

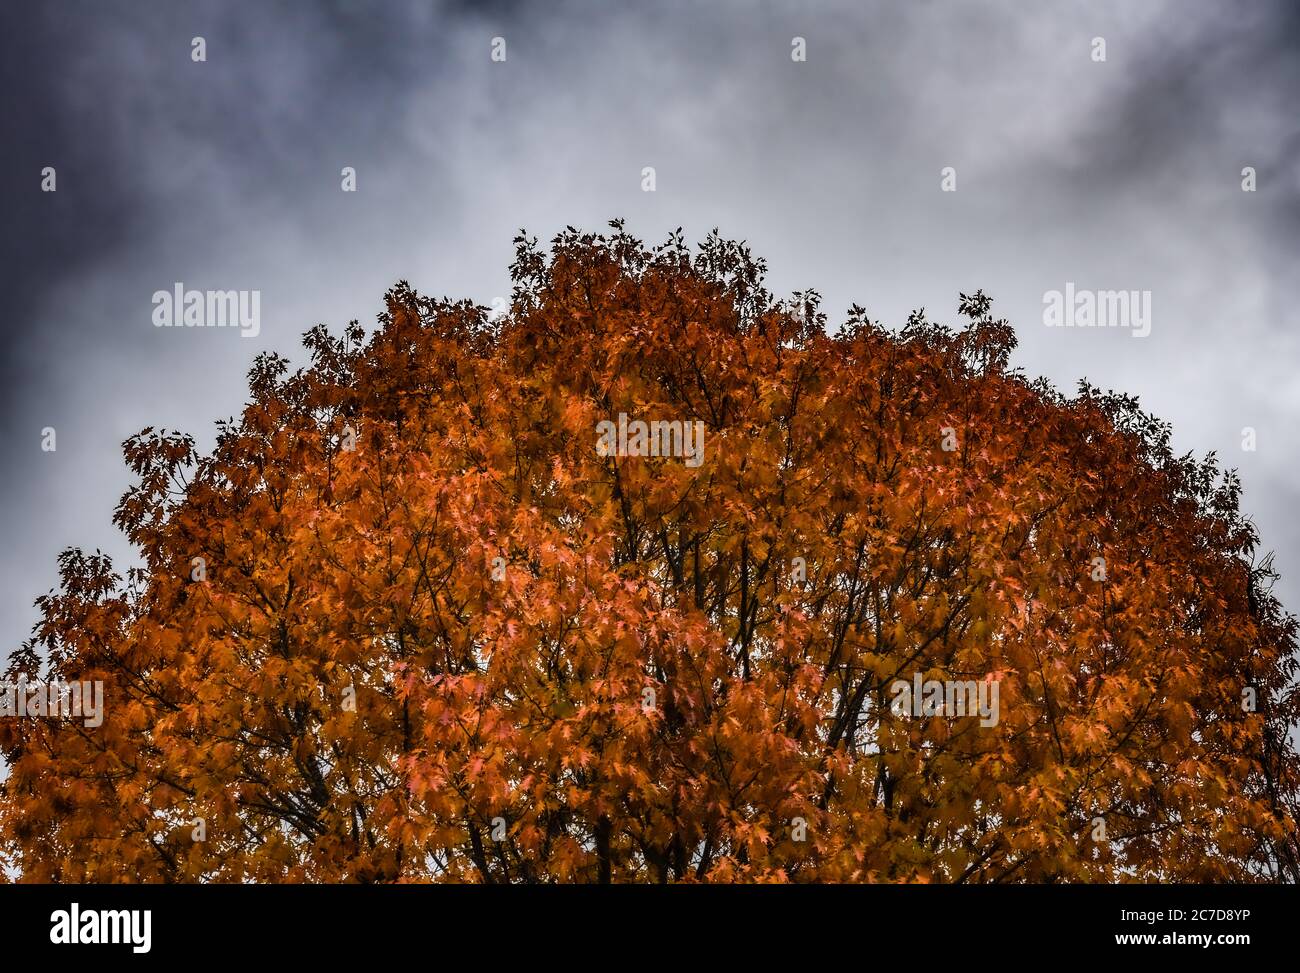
2 0 1299 657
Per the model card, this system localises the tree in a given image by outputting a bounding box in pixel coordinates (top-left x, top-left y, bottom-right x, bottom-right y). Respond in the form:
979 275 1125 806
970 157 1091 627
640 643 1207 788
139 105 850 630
2 221 1297 882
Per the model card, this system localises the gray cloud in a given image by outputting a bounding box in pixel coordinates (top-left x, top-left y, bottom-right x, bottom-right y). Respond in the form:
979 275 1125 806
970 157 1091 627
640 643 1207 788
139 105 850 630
3 0 1299 655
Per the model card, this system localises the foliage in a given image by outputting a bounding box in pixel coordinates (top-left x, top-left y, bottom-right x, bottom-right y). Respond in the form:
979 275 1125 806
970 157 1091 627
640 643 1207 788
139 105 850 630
3 222 1297 883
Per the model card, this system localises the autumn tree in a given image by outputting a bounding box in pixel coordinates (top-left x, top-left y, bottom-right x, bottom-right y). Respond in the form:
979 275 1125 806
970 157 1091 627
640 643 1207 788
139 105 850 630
2 221 1298 883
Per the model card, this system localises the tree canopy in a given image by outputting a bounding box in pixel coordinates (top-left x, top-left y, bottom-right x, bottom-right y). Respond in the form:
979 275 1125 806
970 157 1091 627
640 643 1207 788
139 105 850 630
3 222 1297 882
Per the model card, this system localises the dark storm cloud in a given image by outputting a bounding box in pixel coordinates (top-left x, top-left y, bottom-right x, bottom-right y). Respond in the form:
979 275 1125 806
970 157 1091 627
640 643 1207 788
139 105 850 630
0 4 143 407
3 0 1299 656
